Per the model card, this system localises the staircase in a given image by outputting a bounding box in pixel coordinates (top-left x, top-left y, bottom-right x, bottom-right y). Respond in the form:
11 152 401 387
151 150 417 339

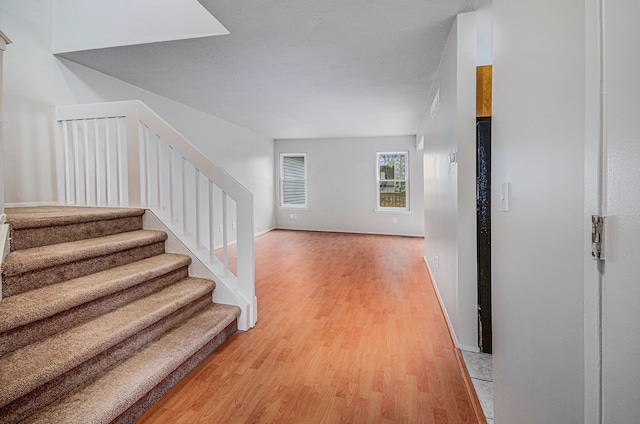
0 206 240 423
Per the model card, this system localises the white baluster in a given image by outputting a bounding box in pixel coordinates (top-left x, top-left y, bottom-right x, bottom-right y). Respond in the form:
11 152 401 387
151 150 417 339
209 180 215 263
93 119 102 206
168 147 175 223
104 118 112 206
181 156 187 237
83 120 91 205
72 121 82 205
195 170 201 250
62 121 72 205
222 191 229 278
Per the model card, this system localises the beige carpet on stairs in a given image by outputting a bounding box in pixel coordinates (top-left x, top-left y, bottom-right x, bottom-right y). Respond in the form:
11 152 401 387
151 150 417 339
0 206 241 424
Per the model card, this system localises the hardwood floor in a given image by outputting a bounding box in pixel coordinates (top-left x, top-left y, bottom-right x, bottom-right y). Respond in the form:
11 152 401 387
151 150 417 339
136 230 479 424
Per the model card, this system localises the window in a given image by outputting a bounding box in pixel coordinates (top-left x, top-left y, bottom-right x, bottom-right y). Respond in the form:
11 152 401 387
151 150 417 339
377 151 408 210
280 153 307 207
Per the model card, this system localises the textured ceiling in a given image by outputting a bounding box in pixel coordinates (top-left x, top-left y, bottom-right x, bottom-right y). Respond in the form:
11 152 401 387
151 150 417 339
59 0 482 139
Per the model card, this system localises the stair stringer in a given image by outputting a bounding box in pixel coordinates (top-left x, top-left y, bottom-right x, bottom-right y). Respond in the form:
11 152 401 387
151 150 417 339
142 210 256 331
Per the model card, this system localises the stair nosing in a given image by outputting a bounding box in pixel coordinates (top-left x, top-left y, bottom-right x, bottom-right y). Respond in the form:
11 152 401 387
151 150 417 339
1 230 168 277
0 277 215 408
23 304 241 424
0 253 192 333
6 207 145 230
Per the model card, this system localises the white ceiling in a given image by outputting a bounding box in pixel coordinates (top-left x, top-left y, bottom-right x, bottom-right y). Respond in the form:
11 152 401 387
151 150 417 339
58 0 485 139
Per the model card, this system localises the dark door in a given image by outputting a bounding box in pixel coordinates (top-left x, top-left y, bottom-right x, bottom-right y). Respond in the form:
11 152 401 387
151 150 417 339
476 117 492 353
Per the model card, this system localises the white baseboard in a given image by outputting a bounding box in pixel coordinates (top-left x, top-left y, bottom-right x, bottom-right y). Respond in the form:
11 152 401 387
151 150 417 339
255 228 275 237
423 256 476 352
275 226 424 238
459 344 480 353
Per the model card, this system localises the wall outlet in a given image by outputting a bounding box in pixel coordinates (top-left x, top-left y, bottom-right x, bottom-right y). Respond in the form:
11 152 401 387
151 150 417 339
289 213 297 220
392 217 398 224
218 224 223 232
232 221 236 229
434 254 439 268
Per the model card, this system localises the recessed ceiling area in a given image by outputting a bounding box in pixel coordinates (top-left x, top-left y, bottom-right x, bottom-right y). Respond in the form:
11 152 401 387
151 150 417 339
58 0 486 139
52 0 228 53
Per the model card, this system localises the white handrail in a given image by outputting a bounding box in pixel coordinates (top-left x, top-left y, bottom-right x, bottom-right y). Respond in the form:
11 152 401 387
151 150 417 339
56 100 256 330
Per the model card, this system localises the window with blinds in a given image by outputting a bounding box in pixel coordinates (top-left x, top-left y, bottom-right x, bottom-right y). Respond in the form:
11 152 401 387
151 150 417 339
376 151 409 210
280 153 307 207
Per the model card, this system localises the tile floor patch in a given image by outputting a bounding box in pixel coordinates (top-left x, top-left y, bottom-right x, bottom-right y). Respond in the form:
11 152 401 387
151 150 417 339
471 377 494 419
461 350 493 381
462 350 493 421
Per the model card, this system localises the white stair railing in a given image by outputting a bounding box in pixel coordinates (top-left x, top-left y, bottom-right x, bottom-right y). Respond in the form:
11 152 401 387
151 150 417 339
56 101 256 330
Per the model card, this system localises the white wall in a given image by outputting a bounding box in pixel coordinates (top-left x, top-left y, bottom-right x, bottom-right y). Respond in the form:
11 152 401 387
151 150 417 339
0 1 275 234
419 13 478 351
274 136 424 237
476 2 492 66
492 0 585 422
0 31 7 218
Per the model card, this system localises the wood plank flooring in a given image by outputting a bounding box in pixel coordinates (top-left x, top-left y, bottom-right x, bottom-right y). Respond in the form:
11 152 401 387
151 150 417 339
136 230 479 424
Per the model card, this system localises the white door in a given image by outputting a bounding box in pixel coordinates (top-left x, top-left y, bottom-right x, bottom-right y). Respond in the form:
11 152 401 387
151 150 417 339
594 1 640 422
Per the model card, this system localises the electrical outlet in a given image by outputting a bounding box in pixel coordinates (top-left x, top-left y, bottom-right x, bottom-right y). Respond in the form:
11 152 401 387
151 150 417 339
218 224 223 232
232 221 236 229
392 217 397 224
435 254 439 268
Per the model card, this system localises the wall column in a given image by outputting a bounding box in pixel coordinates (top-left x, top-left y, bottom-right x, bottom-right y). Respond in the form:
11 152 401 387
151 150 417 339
0 31 11 223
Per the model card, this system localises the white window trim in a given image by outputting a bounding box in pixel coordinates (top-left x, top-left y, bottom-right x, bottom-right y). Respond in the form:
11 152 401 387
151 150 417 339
279 153 307 208
376 151 410 212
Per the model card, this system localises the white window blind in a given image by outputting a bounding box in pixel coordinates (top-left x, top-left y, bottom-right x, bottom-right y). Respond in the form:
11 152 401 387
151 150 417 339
281 154 307 207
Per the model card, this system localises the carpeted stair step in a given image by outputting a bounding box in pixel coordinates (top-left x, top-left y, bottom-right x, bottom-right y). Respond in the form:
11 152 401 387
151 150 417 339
0 253 192 356
5 207 145 251
0 277 216 423
1 230 168 297
23 303 241 424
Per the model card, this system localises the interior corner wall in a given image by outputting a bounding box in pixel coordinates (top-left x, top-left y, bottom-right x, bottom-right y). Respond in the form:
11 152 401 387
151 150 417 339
274 136 424 237
0 46 5 216
0 1 275 235
492 0 585 422
419 13 478 351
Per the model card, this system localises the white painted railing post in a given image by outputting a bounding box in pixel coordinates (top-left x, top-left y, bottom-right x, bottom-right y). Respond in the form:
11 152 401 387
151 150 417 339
236 192 256 327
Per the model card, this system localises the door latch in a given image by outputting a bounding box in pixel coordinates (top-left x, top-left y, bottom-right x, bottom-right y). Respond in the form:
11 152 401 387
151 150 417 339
592 215 604 260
